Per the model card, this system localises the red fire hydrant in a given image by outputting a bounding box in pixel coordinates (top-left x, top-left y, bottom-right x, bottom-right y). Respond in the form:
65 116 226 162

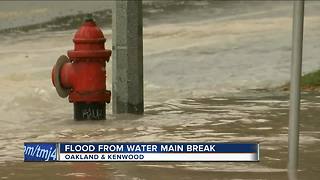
51 16 111 120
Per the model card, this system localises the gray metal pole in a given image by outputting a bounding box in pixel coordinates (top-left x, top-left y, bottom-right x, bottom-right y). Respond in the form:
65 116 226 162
288 0 304 172
112 0 144 114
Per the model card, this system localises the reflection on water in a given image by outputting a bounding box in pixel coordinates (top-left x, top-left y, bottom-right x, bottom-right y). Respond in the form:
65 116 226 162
0 90 319 179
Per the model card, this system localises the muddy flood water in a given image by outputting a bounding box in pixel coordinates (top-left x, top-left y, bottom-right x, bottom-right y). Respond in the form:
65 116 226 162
0 1 320 179
1 91 320 179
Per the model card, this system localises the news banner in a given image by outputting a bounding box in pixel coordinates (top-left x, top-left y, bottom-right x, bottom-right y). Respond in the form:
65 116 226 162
24 142 259 162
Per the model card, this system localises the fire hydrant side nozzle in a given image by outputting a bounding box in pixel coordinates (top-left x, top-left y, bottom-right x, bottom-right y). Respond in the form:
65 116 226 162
51 17 111 120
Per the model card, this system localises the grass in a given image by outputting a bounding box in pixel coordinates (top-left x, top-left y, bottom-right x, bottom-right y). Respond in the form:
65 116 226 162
301 69 320 87
281 69 320 91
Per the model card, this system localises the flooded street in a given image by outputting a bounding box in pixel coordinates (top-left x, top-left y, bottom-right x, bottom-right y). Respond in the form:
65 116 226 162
0 1 320 179
1 91 320 179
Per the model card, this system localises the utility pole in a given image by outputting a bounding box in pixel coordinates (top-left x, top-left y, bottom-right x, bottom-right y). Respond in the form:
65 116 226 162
112 0 144 114
288 0 304 172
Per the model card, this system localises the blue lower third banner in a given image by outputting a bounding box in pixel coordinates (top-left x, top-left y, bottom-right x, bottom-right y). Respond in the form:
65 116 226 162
24 143 57 161
24 143 259 162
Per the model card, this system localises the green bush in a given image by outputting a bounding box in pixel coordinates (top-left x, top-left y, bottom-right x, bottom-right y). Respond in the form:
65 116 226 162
301 70 320 87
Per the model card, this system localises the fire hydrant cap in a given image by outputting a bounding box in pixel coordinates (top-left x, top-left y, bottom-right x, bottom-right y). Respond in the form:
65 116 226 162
67 18 111 60
53 55 71 98
74 20 104 40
